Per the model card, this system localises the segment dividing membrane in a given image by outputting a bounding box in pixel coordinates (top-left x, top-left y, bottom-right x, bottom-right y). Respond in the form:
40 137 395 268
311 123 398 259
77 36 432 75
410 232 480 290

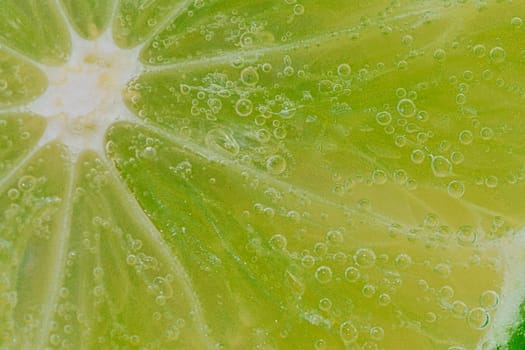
28 30 141 157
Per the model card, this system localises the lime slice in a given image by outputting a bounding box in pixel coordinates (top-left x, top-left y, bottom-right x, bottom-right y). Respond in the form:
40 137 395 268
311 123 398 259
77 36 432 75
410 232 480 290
1 0 525 349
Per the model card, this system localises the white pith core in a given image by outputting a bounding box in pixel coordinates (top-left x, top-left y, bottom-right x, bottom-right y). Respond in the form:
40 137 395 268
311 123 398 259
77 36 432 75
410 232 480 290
28 30 141 157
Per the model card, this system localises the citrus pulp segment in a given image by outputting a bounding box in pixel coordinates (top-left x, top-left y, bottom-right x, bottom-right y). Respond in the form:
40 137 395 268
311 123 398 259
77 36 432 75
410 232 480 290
105 120 512 349
0 0 71 65
52 151 211 349
112 0 188 48
0 0 524 349
0 114 46 179
0 142 72 349
0 50 48 109
59 0 115 40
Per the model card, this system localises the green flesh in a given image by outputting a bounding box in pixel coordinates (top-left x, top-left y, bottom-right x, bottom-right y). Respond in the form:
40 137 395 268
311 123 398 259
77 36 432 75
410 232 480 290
1 0 525 349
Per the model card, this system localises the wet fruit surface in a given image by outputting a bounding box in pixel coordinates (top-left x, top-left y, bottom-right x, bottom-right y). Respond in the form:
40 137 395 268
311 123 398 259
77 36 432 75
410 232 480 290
1 1 525 349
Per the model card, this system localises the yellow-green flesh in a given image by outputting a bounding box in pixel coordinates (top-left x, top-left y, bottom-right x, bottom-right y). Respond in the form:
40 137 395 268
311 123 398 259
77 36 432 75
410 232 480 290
1 0 525 349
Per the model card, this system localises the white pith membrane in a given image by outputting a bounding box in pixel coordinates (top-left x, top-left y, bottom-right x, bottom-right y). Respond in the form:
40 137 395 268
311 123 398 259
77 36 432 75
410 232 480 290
28 29 141 157
480 234 525 349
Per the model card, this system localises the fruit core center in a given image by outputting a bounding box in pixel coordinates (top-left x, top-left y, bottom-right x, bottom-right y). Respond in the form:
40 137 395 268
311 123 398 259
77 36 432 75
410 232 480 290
29 32 140 156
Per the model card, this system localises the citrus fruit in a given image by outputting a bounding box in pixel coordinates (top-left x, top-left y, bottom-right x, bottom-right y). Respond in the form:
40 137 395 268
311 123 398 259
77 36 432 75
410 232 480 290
1 0 525 349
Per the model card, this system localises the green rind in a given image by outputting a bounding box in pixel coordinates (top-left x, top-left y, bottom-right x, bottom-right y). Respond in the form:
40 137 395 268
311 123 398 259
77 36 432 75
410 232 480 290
500 302 525 349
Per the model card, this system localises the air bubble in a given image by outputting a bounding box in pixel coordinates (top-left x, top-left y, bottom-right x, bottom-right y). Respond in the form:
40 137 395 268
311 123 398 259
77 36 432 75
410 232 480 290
451 300 468 318
455 93 466 105
126 254 137 265
18 175 36 191
319 298 332 311
489 47 506 63
463 70 474 81
262 63 272 72
458 130 473 145
354 248 376 268
511 17 523 28
314 339 327 350
450 151 464 165
179 84 191 95
302 255 315 268
141 146 157 160
395 87 407 98
7 188 20 200
240 66 259 86
410 149 425 164
393 169 408 184
397 99 416 117
256 129 271 143
314 242 328 256
480 290 499 309
467 307 490 329
378 293 391 306
401 34 413 46
315 266 333 284
326 229 344 244
447 180 465 198
394 135 407 147
266 155 287 175
372 169 387 184
337 63 352 77
293 4 305 15
485 176 498 188
457 226 477 245
479 127 494 140
375 111 392 126
235 98 253 117
416 111 428 123
433 49 446 62
269 234 287 250
473 44 486 57
362 284 376 298
339 321 358 343
344 266 360 282
431 156 452 177
434 263 451 278
394 253 412 270
439 286 454 304
283 66 294 76
369 326 384 341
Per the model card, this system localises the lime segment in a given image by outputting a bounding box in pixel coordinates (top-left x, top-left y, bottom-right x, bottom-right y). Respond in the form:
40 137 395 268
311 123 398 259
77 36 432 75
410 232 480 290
0 50 47 108
128 13 525 231
0 142 71 349
0 0 71 64
51 151 211 349
0 114 46 179
105 121 510 349
60 0 115 39
112 0 187 48
139 0 395 65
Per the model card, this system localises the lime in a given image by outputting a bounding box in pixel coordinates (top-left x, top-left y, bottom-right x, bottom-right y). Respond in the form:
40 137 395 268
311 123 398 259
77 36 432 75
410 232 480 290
1 0 525 349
